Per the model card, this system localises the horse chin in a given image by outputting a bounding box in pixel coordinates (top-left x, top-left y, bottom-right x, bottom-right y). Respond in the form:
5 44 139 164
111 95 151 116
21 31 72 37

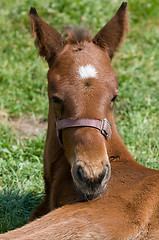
74 182 107 201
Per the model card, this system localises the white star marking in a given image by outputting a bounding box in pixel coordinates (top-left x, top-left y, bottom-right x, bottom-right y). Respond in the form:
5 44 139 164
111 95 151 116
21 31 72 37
78 64 98 79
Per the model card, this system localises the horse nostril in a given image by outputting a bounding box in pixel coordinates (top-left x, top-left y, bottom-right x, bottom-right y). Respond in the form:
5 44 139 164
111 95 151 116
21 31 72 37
97 164 110 183
76 166 86 185
99 167 107 182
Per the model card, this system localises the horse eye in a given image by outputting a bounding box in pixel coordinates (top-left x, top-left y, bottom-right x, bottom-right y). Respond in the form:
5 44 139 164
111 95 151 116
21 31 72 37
111 95 119 103
52 96 63 104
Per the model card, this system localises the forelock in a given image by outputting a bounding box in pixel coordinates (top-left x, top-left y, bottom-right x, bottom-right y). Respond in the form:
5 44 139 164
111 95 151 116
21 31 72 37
63 27 92 45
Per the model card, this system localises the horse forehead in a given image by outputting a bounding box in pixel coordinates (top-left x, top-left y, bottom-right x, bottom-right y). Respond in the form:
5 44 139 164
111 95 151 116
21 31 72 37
55 44 112 79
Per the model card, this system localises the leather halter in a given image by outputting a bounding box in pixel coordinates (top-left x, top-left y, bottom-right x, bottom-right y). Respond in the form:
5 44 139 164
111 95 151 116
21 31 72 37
56 118 112 144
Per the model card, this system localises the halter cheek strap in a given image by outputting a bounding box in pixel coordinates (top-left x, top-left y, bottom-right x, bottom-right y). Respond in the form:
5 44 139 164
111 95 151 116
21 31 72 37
56 118 112 144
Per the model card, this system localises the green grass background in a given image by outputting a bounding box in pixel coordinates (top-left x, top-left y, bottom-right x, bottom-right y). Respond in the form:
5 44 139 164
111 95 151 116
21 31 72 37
0 0 159 233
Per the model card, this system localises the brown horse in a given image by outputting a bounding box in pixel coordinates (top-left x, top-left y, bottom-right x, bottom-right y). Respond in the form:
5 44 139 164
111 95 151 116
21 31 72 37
1 2 159 239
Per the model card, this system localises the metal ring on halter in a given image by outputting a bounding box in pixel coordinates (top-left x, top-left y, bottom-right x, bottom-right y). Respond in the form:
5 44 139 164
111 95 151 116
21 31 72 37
100 118 112 139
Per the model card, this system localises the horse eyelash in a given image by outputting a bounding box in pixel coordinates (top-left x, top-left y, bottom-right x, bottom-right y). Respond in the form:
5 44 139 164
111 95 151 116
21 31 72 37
111 95 120 102
51 96 63 104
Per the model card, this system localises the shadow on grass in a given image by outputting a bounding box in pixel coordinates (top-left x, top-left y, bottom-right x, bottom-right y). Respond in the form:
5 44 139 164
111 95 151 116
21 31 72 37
0 189 43 234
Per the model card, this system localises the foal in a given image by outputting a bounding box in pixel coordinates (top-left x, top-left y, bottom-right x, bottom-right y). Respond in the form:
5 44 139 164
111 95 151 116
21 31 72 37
29 2 129 221
1 2 159 239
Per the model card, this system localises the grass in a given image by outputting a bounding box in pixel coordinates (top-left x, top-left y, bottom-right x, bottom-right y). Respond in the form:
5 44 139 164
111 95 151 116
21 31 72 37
0 0 159 233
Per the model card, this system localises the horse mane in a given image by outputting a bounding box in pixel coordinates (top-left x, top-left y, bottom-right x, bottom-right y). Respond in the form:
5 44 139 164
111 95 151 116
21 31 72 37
63 27 92 45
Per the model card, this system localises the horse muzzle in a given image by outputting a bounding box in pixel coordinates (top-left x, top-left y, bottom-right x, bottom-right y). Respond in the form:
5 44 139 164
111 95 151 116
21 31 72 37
71 161 111 199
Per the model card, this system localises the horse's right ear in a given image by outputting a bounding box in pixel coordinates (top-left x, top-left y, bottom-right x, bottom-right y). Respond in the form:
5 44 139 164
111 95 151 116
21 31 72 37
29 7 66 67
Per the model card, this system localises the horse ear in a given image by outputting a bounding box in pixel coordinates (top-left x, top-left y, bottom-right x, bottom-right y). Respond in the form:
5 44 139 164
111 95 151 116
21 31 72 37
92 2 129 59
29 7 66 67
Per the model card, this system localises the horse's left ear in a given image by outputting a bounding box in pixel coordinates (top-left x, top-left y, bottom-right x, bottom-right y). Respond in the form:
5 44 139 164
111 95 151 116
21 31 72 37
92 2 129 59
29 7 66 67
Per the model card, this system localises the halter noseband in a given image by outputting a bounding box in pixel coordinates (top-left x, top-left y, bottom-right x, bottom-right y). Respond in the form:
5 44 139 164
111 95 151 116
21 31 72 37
56 118 112 144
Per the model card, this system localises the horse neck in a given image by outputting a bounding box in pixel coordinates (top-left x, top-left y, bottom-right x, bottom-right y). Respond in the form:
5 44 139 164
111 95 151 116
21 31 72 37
107 116 135 164
44 104 66 163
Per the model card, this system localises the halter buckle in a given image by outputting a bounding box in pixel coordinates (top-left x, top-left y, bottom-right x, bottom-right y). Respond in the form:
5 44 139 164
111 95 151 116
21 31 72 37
100 118 111 140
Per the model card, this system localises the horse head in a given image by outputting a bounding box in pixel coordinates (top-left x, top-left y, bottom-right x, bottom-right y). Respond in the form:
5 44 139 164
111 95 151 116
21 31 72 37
29 2 128 199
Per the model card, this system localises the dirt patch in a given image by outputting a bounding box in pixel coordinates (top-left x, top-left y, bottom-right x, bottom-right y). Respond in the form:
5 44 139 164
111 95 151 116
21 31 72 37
0 110 47 138
10 116 47 138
